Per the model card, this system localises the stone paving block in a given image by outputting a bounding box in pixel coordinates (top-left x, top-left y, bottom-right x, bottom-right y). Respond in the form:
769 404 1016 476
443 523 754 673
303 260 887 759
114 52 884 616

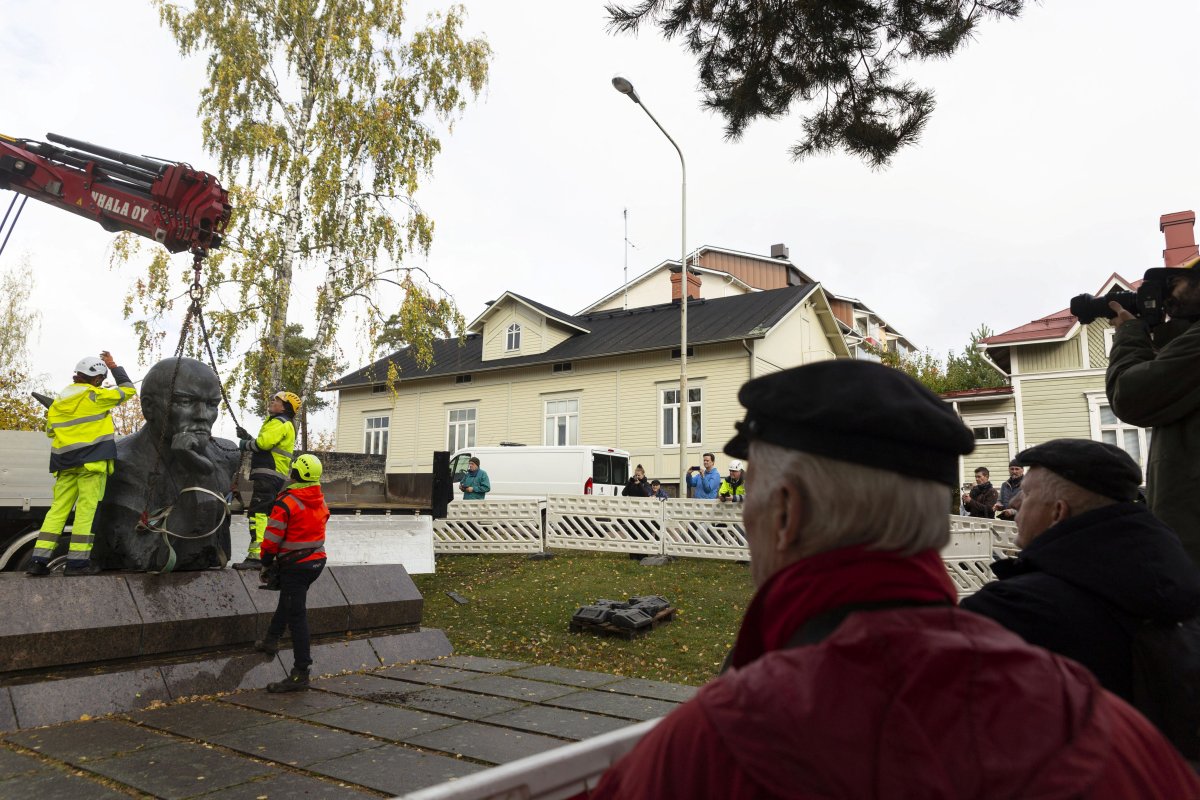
305 701 459 741
545 690 679 721
5 718 173 763
207 718 383 768
0 746 50 779
82 740 275 799
453 675 581 703
370 628 452 665
131 701 279 739
509 664 625 688
125 571 257 655
236 569 350 639
311 672 427 703
160 651 288 699
308 743 484 795
0 688 16 733
283 638 381 676
375 662 477 686
406 720 566 763
221 688 356 717
482 704 633 741
193 770 373 798
0 767 131 799
600 677 700 703
436 655 528 673
327 565 422 629
389 687 522 720
9 667 172 729
0 573 142 671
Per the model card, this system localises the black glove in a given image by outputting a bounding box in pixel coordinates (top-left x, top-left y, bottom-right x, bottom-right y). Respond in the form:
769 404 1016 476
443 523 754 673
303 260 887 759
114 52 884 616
235 426 251 440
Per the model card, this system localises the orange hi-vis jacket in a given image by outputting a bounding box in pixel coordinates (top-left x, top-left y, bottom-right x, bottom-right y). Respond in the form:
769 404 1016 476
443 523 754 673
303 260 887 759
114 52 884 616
261 482 328 566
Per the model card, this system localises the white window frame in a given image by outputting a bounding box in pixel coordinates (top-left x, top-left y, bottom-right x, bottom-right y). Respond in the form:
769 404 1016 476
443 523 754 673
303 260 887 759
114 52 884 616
363 414 390 456
447 406 477 452
544 397 579 446
1103 327 1116 357
1085 391 1150 472
960 413 1015 461
660 385 703 447
506 323 521 351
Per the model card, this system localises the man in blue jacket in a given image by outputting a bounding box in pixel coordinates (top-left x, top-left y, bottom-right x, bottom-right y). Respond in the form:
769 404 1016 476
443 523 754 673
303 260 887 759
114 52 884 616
687 452 721 499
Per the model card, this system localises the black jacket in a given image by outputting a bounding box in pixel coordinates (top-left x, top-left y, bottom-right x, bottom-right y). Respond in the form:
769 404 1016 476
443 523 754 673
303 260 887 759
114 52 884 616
961 503 1200 701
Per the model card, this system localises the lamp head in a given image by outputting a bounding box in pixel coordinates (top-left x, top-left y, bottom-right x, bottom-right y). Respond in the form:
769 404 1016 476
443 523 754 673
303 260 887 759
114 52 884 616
611 75 640 104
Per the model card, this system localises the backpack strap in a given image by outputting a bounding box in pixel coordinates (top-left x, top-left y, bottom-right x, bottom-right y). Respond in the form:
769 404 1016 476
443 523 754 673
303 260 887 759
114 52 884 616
785 599 952 648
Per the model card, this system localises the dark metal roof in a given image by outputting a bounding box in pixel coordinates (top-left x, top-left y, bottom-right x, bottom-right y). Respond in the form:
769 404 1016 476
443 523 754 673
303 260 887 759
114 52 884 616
327 284 819 389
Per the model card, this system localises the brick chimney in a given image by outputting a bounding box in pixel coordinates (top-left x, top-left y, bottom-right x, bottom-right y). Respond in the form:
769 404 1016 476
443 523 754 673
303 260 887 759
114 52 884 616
1160 210 1198 267
670 266 701 302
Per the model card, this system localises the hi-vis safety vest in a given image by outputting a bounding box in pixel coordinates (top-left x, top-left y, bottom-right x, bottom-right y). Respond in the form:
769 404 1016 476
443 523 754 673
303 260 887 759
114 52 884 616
262 482 328 565
248 414 296 479
46 368 137 473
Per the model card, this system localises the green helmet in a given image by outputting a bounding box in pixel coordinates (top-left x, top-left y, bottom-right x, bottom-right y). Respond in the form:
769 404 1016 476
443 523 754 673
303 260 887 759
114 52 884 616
293 453 323 482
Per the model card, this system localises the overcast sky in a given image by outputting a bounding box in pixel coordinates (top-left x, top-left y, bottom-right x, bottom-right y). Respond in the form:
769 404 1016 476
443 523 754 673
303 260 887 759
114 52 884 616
3 1 1199 437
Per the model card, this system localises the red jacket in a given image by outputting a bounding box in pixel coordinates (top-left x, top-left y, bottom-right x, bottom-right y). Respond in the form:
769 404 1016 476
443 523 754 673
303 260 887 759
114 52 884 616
261 482 328 566
591 548 1200 800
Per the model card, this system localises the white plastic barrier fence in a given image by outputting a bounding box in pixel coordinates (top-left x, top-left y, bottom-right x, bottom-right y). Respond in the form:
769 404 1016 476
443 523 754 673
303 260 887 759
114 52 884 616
663 498 748 560
432 499 543 553
546 495 666 553
397 718 659 800
435 498 1017 596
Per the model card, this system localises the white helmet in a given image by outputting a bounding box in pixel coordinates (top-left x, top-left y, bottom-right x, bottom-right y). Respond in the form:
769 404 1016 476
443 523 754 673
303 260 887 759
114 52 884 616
729 459 744 471
74 356 107 378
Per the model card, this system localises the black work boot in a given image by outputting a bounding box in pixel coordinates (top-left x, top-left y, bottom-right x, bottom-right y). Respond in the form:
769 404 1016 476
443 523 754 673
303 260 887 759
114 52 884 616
254 636 280 657
25 562 50 577
232 557 262 571
63 562 101 576
267 669 310 693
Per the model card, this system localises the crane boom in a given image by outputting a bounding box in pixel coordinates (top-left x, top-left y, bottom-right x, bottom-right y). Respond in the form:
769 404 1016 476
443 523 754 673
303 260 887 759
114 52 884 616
0 132 230 259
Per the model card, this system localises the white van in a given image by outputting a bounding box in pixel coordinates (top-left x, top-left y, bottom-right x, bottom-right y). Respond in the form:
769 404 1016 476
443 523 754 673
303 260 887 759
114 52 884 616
448 446 631 500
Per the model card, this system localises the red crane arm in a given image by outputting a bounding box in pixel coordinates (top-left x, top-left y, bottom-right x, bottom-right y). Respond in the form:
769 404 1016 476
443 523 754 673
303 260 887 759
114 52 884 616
0 132 230 259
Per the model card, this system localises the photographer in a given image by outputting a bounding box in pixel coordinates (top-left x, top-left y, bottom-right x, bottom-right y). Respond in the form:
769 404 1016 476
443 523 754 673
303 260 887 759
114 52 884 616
622 464 652 497
1106 257 1200 564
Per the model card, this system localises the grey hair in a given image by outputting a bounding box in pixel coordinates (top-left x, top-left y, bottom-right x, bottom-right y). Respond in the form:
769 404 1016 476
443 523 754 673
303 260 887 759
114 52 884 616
751 441 950 558
1026 466 1114 517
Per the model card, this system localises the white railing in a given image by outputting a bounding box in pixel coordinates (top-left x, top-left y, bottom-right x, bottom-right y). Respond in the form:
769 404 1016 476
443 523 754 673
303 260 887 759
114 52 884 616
398 719 659 800
433 497 1018 597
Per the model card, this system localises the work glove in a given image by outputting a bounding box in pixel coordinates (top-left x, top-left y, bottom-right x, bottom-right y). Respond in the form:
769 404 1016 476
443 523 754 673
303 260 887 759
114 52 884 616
238 438 250 451
235 426 251 440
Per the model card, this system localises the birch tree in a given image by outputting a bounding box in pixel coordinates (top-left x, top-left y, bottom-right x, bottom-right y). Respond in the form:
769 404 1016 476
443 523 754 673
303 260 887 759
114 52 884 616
0 259 45 431
120 0 488 407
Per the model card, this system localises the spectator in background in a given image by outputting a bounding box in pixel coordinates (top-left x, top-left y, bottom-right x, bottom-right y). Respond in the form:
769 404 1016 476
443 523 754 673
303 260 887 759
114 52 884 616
623 464 652 497
458 457 490 500
687 452 721 499
960 439 1200 755
718 459 746 503
648 479 669 500
961 466 998 517
993 460 1024 520
591 361 1199 800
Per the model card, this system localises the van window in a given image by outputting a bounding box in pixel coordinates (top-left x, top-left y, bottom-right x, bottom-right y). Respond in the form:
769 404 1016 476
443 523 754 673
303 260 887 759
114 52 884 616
592 454 629 486
449 454 472 483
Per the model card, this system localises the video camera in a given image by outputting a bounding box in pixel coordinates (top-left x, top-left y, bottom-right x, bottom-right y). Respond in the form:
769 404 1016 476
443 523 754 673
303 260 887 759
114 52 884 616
1070 278 1167 328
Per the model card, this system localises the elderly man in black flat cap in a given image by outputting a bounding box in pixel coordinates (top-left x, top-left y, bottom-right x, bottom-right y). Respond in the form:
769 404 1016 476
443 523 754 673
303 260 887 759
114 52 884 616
961 441 1200 730
592 362 1198 800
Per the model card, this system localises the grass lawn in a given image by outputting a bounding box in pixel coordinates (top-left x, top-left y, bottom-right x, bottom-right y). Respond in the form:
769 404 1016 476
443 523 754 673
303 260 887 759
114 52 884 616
412 550 756 686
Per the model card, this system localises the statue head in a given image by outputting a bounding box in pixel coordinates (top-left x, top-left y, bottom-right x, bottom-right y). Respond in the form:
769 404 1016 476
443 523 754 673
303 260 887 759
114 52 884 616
140 357 222 440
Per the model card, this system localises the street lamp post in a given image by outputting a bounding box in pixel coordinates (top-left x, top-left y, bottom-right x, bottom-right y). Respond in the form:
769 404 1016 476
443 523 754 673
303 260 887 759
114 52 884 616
611 75 691 497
